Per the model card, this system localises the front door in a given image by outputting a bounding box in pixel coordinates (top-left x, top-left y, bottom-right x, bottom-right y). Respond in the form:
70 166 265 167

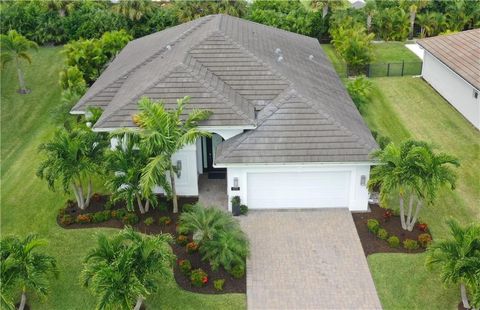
203 134 225 172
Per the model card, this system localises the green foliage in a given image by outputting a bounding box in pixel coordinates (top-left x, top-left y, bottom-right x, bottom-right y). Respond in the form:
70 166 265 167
346 75 373 111
159 216 171 225
239 204 248 215
403 239 419 251
98 29 132 60
387 235 400 248
214 279 225 291
186 241 199 254
81 227 175 309
190 268 208 287
181 203 195 213
144 217 154 226
60 214 74 226
367 219 380 234
178 259 192 275
229 264 245 279
374 7 409 41
91 210 112 223
377 228 389 240
176 235 189 246
418 233 432 248
175 0 248 23
111 208 128 220
231 196 241 208
58 65 86 94
122 213 139 226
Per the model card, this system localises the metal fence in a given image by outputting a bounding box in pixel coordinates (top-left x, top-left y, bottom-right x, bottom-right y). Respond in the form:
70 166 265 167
337 61 423 78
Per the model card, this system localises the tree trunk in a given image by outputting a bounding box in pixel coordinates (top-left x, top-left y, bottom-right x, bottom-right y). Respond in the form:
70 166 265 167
407 200 423 231
133 296 144 310
399 196 407 230
144 200 150 213
460 283 471 309
409 11 416 39
367 15 372 32
84 178 93 208
72 183 85 210
170 166 178 213
406 195 414 227
18 290 26 310
59 8 65 17
15 58 27 94
136 194 146 214
322 4 329 18
420 27 425 38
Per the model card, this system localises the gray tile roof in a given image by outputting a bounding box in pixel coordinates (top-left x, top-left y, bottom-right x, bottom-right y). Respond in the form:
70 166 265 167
72 14 377 163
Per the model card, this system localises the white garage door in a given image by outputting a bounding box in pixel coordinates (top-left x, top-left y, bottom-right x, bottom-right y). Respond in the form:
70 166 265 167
247 171 351 209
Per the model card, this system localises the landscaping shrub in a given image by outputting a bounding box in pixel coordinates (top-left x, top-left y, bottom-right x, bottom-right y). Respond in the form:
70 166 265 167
178 259 192 275
144 217 154 226
104 199 114 210
240 204 248 215
182 203 195 213
176 235 189 246
403 239 419 251
229 264 245 279
111 208 127 219
159 216 172 226
376 228 389 240
417 222 429 232
214 279 225 291
382 209 393 221
387 236 400 248
92 211 111 223
57 207 66 217
122 213 139 225
418 233 432 248
157 202 168 212
76 214 92 224
190 268 208 287
367 219 380 234
186 241 199 254
346 75 373 111
60 214 74 226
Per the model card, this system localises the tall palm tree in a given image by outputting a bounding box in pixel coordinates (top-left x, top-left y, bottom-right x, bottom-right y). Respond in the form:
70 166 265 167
369 140 459 231
0 30 38 94
364 0 377 33
81 227 175 310
416 12 437 38
105 131 155 214
112 0 154 21
0 234 57 310
406 0 430 39
445 0 470 31
426 220 480 309
136 96 212 213
37 127 106 210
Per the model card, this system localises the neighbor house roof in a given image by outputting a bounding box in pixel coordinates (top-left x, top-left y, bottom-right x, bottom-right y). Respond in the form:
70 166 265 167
418 29 480 90
72 14 377 163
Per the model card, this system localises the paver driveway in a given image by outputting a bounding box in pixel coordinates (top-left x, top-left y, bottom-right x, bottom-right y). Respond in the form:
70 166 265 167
239 209 382 309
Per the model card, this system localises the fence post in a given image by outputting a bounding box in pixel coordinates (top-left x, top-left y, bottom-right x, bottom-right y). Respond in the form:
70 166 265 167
387 63 390 77
401 60 405 76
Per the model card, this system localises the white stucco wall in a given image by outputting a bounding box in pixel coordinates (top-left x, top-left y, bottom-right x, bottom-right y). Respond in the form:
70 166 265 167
225 163 372 211
422 51 480 129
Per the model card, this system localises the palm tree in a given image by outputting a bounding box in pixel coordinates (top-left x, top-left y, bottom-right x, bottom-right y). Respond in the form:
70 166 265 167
105 131 155 214
200 229 249 272
112 0 154 21
426 220 480 309
0 30 38 94
364 0 376 33
37 127 106 210
81 227 175 310
407 0 429 39
416 12 437 38
445 0 470 31
136 96 212 213
369 140 459 231
0 234 57 310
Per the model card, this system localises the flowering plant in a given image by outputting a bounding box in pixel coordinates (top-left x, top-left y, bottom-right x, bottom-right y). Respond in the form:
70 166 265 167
186 241 199 253
417 222 428 232
190 268 208 287
176 235 189 246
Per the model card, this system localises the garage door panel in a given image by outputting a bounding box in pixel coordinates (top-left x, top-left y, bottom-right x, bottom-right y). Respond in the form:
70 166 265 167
247 171 351 209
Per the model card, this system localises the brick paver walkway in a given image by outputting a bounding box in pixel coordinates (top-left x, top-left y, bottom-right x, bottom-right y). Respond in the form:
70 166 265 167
239 209 382 309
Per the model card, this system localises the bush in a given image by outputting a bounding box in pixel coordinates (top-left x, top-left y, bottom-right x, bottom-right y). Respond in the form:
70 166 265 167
57 207 67 217
387 236 400 248
144 217 154 226
417 222 429 232
346 75 373 111
186 241 199 254
176 235 189 246
76 214 92 224
122 213 139 225
111 208 127 219
214 279 225 291
104 199 114 210
240 204 248 215
229 264 245 279
376 228 389 240
403 239 419 251
178 259 192 275
92 210 111 223
382 209 393 221
367 219 380 234
190 269 208 287
182 203 195 213
418 233 432 248
159 216 172 226
60 214 74 226
157 202 168 212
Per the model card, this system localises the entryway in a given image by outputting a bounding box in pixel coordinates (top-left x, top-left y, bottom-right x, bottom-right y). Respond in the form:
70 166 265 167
199 134 226 180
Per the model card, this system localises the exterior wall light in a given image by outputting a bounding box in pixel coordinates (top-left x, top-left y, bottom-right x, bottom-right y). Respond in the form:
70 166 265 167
360 175 366 186
234 177 239 188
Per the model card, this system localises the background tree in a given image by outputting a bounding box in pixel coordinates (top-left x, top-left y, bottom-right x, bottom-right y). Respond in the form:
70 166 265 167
375 7 410 41
174 0 248 23
81 227 175 310
346 75 373 112
0 30 38 94
405 0 430 39
426 220 480 309
364 0 377 33
112 0 154 21
0 234 57 310
136 96 212 213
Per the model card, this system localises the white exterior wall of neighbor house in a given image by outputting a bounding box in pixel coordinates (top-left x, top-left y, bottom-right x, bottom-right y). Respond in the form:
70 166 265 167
422 51 480 129
224 163 372 212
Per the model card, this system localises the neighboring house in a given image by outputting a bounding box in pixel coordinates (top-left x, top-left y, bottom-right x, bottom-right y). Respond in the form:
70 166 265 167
71 14 378 211
418 29 480 130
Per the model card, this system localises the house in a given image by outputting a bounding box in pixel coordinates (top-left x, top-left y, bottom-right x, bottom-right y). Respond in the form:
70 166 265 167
418 29 480 130
71 14 378 211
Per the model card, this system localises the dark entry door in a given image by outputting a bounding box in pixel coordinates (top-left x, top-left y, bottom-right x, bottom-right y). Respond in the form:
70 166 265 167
203 135 226 173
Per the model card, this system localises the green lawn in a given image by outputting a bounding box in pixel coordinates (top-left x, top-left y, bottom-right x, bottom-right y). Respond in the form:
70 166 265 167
371 42 420 63
0 47 246 309
362 77 480 309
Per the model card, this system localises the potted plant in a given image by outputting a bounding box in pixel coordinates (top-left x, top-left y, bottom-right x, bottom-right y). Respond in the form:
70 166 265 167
231 196 241 216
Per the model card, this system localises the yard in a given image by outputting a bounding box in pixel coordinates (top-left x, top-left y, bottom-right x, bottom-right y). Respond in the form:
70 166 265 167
0 47 246 309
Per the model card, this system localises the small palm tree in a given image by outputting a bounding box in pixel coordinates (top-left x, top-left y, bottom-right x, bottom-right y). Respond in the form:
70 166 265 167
200 229 249 272
136 96 212 213
426 220 480 309
0 234 57 310
81 227 175 310
112 0 154 21
0 30 38 94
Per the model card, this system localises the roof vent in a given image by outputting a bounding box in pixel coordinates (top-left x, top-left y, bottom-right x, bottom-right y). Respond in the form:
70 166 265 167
277 55 284 63
166 45 172 50
309 55 314 60
275 48 282 55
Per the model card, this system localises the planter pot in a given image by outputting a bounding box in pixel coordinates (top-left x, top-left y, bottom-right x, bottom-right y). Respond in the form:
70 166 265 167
232 205 241 216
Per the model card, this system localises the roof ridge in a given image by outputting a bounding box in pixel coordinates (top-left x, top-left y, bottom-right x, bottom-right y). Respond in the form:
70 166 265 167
75 15 216 112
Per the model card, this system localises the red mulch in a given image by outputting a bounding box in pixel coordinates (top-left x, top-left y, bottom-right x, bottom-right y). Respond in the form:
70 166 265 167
58 195 246 294
352 204 430 256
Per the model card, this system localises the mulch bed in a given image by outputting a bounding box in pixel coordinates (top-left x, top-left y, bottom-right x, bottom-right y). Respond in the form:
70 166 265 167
352 204 429 256
58 194 246 294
